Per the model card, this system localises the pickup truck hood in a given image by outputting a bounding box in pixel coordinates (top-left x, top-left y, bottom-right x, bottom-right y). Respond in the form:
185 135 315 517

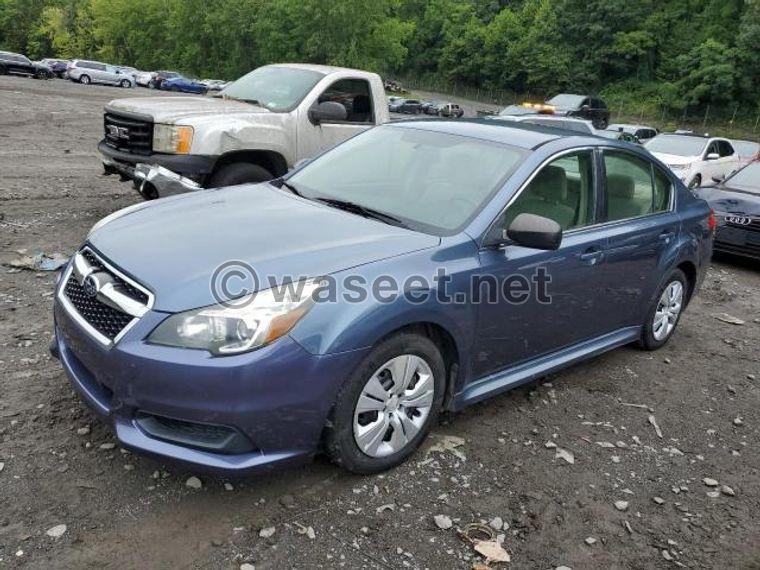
88 184 440 312
106 96 270 124
649 152 695 166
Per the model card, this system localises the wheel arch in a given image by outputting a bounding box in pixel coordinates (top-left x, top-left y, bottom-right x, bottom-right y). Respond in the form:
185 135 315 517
210 149 288 181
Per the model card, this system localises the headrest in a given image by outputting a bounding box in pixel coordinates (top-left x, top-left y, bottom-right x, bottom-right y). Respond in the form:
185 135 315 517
531 165 567 201
353 94 370 113
607 174 635 199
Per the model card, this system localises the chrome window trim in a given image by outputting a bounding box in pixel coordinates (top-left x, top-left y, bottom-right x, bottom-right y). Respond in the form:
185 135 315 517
57 247 154 349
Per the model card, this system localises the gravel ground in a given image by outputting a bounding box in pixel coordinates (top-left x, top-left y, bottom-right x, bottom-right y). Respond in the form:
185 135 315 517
1 76 759 570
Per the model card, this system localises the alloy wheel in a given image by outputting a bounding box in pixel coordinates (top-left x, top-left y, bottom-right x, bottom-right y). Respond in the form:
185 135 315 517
353 354 435 458
653 281 683 341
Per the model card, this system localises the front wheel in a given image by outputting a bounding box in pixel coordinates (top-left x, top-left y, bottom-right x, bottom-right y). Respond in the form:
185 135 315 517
120 79 131 88
639 269 688 350
325 333 446 474
207 162 274 187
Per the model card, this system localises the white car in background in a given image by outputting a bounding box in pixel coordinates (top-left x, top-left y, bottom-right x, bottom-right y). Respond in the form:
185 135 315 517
732 139 760 169
644 133 740 188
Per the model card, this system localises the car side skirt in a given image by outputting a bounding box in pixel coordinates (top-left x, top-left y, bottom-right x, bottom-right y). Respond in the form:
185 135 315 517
454 326 641 409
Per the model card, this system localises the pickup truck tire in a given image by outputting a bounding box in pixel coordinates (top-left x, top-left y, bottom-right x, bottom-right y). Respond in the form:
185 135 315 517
207 162 274 188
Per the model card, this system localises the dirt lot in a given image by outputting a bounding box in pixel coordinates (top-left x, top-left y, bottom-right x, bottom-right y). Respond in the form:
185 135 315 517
1 75 759 569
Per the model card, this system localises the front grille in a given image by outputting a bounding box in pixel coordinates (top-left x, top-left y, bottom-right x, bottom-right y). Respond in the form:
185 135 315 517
725 217 760 233
64 276 134 340
104 111 153 156
714 240 760 259
80 250 149 304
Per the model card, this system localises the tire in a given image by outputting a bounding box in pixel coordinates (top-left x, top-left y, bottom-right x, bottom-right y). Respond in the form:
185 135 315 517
593 116 609 130
639 268 688 350
324 332 446 474
79 74 91 85
688 174 701 189
120 79 131 88
207 162 274 188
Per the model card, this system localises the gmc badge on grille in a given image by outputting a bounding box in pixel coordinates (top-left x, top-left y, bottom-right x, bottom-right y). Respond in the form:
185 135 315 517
106 124 130 140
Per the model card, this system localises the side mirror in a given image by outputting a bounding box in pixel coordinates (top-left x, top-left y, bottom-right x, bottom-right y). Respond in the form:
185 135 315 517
308 101 347 124
580 104 590 111
506 213 563 250
706 152 719 160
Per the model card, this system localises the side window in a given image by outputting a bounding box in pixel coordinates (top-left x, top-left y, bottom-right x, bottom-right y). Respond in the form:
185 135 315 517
653 167 672 212
497 151 596 233
604 151 657 221
318 79 373 123
718 141 734 157
95 63 107 71
704 142 718 158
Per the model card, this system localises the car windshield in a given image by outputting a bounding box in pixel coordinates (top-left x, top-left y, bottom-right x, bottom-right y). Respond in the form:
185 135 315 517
725 163 760 194
286 125 527 235
733 141 760 157
546 94 585 107
218 66 324 112
645 135 707 157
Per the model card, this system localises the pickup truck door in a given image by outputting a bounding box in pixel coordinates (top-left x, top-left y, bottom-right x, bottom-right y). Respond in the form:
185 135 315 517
296 77 378 161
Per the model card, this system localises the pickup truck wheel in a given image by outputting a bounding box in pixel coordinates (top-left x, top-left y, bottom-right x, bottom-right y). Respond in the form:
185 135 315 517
79 74 91 85
208 162 274 188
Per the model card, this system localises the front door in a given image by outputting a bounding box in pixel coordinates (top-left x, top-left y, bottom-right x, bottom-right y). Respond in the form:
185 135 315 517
473 148 610 378
297 78 376 162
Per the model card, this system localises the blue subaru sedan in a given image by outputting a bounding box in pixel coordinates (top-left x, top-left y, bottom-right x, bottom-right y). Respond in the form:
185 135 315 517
52 120 714 474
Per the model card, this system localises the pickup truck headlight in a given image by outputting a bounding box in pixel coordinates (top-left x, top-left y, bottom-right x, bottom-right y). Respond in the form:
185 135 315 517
147 279 321 355
153 124 193 154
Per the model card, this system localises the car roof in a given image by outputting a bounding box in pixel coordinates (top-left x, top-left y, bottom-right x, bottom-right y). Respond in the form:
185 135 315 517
389 119 576 150
271 63 380 78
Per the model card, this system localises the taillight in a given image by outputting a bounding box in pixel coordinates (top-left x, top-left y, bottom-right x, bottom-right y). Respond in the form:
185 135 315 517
708 208 717 232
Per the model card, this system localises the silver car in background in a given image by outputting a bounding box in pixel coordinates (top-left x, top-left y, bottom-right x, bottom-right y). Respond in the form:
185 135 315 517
67 60 134 87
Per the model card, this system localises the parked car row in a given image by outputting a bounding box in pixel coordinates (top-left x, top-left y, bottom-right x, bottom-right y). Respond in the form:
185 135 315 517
388 97 464 117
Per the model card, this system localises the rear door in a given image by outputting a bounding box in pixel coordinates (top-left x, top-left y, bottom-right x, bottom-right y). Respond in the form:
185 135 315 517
297 77 377 161
104 65 119 84
600 149 679 329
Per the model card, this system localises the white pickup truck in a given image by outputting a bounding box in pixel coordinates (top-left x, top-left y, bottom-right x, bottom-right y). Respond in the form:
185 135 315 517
98 63 390 198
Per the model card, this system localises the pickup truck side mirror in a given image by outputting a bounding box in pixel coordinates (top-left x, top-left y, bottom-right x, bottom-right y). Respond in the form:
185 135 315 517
309 101 347 125
706 152 719 160
506 213 563 250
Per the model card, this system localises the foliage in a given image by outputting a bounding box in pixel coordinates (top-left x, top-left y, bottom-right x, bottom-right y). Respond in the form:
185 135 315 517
0 0 757 110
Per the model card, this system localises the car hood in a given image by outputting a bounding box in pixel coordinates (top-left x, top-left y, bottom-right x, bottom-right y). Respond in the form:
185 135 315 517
649 152 695 166
88 184 440 312
106 96 271 123
694 186 760 216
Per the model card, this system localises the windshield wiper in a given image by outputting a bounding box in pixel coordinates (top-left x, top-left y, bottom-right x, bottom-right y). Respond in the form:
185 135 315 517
315 198 409 229
270 178 303 197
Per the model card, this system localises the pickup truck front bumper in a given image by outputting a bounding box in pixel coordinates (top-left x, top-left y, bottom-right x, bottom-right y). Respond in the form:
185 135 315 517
98 140 216 190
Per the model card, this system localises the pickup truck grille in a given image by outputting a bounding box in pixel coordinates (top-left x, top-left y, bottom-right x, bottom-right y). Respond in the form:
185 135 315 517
104 111 153 156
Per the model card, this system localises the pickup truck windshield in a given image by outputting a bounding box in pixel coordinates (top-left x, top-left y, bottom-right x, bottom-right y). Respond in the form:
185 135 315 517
645 135 708 157
287 125 526 235
219 66 324 112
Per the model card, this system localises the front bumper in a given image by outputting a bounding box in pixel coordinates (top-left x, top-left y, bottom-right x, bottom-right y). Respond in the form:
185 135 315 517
713 224 760 260
98 140 216 185
53 293 368 475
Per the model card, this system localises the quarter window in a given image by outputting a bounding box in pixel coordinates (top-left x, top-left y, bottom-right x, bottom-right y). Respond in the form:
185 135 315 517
604 151 669 221
498 150 596 232
317 79 373 123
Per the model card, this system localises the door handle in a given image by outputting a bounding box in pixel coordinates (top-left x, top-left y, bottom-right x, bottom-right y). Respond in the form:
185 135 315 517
579 247 604 265
658 231 675 243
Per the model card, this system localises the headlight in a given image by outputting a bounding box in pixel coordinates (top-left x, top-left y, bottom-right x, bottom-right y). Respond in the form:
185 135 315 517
153 124 193 154
147 279 322 355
